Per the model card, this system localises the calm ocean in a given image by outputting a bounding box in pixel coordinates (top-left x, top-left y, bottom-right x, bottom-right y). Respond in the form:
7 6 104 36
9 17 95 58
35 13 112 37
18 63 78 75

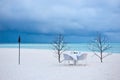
0 43 120 53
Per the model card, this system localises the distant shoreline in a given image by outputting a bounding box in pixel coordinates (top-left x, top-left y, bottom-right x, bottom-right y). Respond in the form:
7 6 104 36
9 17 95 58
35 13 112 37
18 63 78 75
0 48 120 54
0 43 120 53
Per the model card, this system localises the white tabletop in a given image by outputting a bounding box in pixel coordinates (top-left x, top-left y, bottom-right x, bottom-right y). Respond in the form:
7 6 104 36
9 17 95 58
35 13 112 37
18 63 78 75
65 51 81 61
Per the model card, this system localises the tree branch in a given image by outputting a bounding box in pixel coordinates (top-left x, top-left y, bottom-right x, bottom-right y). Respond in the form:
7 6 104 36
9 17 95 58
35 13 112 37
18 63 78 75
103 53 112 59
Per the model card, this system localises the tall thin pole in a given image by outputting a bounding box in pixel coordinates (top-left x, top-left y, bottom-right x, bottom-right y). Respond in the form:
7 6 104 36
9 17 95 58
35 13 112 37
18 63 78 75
18 36 21 65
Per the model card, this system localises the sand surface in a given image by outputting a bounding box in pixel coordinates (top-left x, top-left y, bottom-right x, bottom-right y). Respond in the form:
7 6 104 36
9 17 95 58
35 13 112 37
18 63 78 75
0 48 120 80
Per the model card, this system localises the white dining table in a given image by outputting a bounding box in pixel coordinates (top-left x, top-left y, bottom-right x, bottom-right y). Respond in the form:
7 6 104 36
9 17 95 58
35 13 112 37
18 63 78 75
67 52 81 65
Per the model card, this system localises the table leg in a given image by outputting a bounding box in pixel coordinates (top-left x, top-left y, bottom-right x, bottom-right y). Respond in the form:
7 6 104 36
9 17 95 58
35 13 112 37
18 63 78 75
74 60 77 65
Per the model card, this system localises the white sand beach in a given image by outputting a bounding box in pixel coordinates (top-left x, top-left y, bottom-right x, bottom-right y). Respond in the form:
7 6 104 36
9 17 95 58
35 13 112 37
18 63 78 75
0 48 120 80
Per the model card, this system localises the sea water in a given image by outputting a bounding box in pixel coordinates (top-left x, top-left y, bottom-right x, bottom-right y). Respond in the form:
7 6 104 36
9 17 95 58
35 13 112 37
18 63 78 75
0 43 120 53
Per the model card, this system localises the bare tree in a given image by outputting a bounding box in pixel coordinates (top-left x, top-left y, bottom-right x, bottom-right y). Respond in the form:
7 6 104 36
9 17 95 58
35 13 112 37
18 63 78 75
52 34 67 63
90 33 111 63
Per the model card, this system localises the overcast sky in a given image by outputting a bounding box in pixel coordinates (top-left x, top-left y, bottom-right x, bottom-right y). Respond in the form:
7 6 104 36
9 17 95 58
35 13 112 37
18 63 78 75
0 0 120 43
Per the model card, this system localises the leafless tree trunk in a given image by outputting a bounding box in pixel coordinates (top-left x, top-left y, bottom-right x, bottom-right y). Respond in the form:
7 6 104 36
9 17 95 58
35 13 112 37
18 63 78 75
90 33 111 63
52 34 67 63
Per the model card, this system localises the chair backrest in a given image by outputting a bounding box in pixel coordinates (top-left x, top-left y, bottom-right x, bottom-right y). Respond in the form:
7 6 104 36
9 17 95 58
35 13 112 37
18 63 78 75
77 53 87 60
63 54 73 60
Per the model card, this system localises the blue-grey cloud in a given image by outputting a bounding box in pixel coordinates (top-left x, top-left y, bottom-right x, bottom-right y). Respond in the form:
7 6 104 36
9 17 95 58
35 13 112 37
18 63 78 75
0 0 120 43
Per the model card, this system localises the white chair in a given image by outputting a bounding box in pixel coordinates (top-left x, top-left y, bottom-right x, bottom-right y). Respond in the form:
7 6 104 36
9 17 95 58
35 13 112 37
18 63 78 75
77 53 88 65
63 54 74 64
